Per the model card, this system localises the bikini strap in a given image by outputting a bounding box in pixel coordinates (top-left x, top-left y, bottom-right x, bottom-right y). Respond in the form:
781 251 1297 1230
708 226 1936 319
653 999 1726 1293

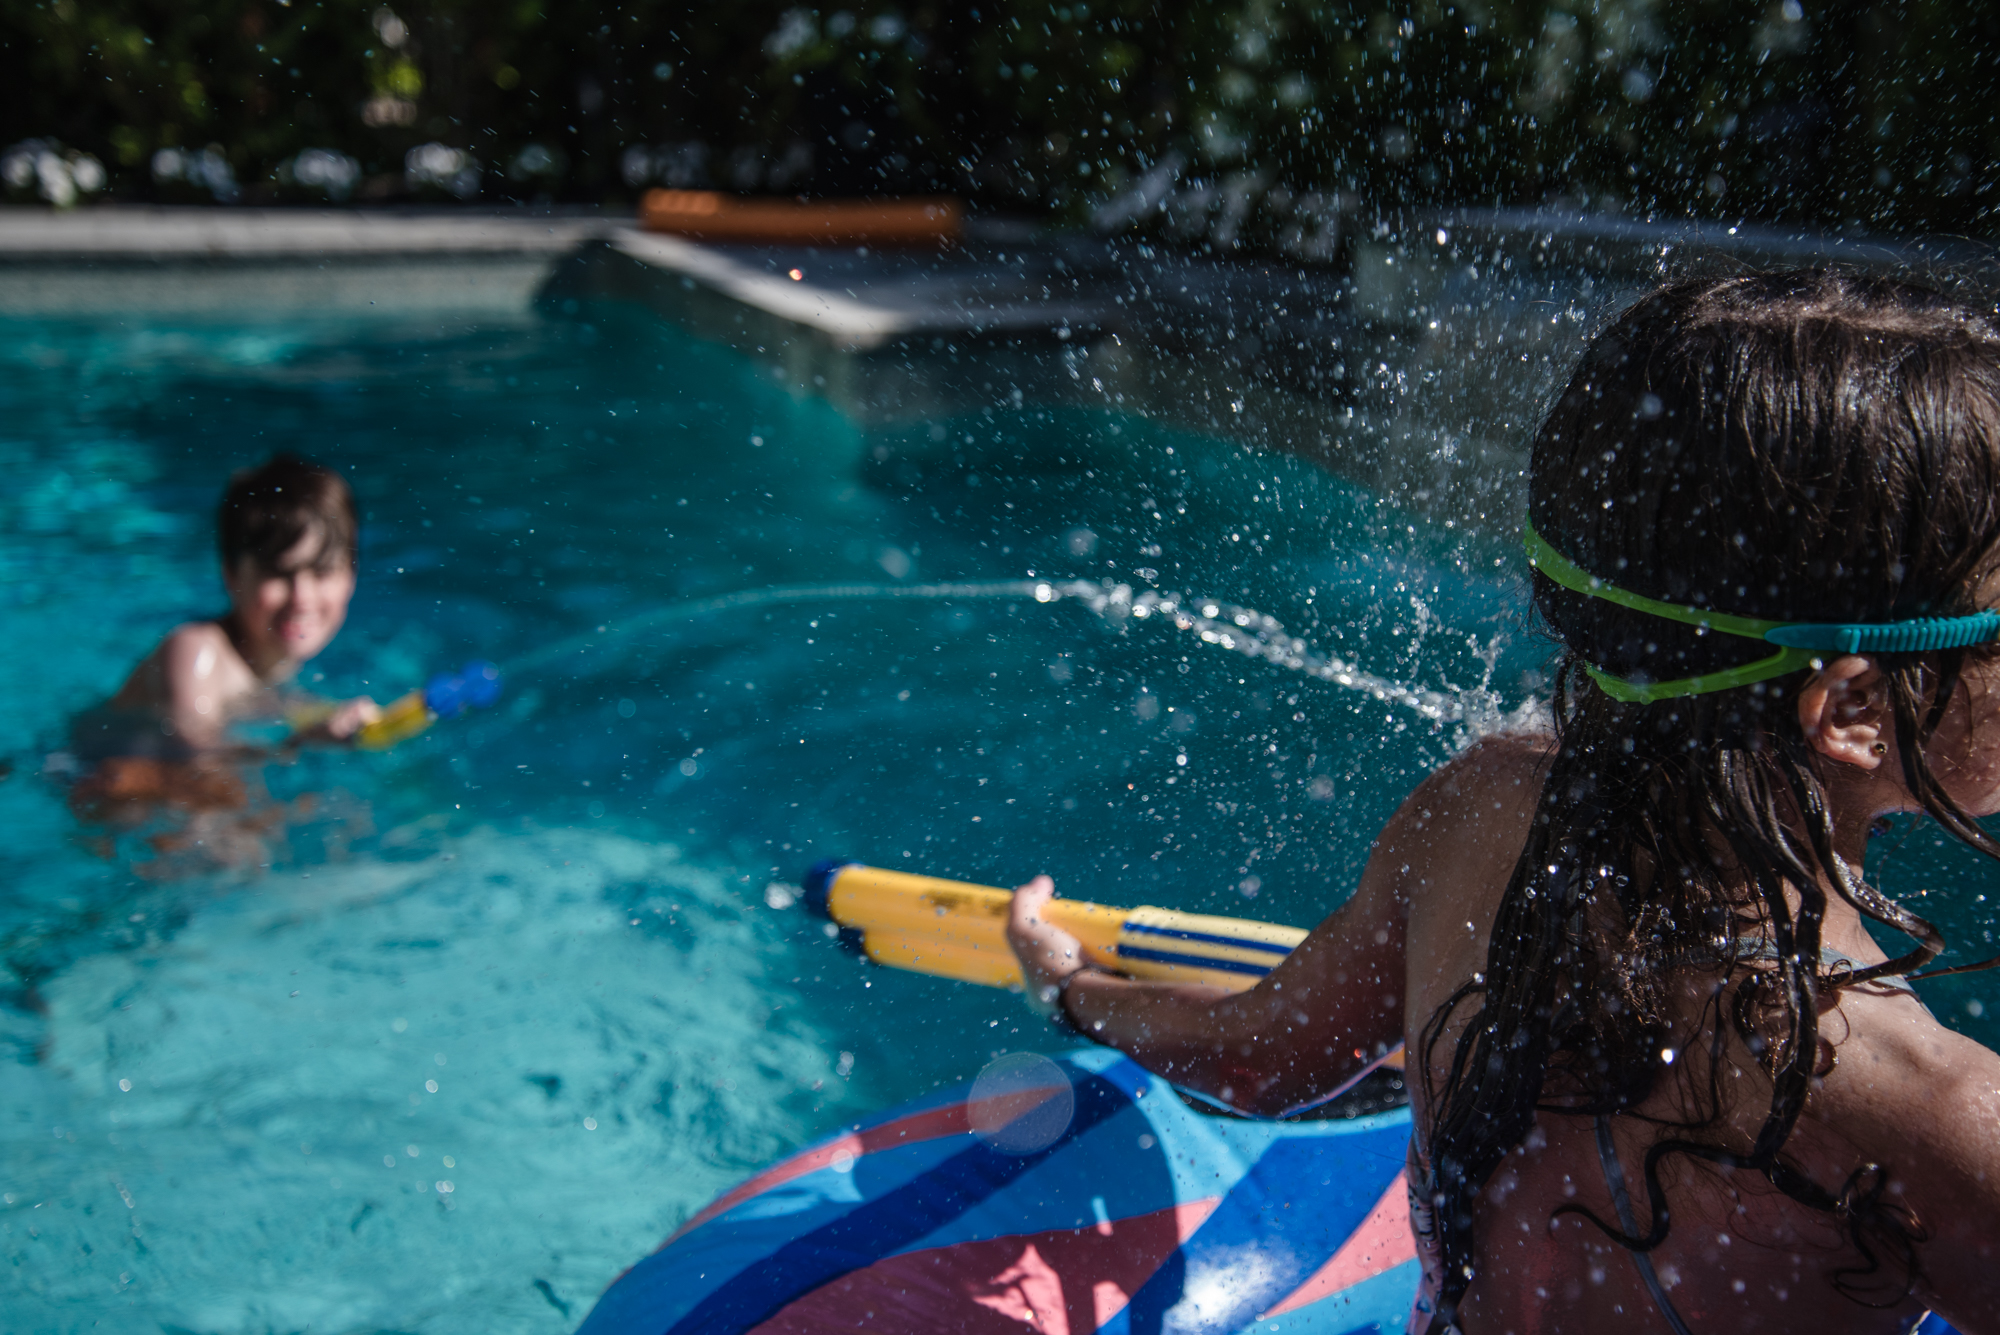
1720 939 1918 995
1594 1115 1697 1335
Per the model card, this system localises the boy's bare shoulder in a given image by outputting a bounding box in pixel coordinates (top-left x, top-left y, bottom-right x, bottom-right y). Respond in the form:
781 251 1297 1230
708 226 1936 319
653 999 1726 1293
158 621 242 680
159 620 229 653
116 621 245 708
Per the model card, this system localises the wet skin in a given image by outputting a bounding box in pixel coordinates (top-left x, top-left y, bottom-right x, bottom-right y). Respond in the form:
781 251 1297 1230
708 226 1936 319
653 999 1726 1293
112 530 379 750
1008 655 2000 1332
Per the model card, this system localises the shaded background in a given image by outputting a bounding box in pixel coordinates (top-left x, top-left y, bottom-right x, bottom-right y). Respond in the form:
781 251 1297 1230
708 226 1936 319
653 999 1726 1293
3 1 1997 241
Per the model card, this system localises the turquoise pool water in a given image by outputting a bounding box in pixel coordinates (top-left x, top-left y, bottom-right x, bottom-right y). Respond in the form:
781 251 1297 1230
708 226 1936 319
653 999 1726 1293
0 299 1990 1333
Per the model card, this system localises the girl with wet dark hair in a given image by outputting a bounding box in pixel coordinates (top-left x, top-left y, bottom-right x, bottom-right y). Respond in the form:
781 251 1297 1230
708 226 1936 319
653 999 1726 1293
1008 271 2000 1331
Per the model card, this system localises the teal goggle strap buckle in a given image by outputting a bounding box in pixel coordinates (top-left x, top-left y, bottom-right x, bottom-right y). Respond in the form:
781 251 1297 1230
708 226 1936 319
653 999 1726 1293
1522 521 2000 704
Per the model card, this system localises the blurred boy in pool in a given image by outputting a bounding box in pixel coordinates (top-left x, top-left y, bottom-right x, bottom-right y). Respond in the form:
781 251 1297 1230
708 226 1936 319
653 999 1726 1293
67 455 379 863
110 453 379 748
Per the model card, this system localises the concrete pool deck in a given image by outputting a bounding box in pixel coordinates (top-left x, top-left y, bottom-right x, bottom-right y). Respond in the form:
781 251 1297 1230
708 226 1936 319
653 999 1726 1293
3 204 1991 525
0 206 615 317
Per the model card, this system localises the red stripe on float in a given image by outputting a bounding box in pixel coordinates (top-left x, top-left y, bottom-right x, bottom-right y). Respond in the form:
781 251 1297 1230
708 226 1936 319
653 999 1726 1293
664 1084 1069 1245
746 1198 1220 1335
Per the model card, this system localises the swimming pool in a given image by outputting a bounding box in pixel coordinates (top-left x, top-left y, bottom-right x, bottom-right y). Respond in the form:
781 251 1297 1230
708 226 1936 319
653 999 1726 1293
1 296 1991 1333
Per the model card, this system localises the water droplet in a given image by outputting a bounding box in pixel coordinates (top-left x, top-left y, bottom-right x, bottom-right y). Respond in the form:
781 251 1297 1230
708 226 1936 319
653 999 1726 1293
969 1053 1074 1154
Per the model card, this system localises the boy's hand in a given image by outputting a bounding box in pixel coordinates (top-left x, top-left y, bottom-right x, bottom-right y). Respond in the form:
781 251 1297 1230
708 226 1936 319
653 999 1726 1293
321 695 382 742
1007 875 1087 1016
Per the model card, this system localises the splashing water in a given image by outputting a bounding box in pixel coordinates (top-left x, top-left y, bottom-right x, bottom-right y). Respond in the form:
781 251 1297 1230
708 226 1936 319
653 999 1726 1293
1042 578 1530 735
501 577 1538 739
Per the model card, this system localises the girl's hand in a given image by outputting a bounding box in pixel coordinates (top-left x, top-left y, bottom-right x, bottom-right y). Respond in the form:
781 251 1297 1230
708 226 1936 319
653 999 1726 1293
1007 875 1088 1015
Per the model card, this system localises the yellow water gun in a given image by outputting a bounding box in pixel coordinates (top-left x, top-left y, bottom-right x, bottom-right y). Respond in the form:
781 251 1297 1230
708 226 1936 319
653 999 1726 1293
801 861 1308 993
806 861 1410 1103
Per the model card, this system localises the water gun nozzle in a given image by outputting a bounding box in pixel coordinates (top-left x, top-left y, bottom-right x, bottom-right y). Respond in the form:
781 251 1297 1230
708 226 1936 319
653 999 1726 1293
356 660 503 750
801 859 852 920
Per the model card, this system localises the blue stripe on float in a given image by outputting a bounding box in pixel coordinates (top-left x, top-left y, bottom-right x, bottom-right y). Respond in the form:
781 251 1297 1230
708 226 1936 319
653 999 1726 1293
1120 921 1295 955
660 1071 1134 1335
1116 945 1273 977
1112 1122 1411 1335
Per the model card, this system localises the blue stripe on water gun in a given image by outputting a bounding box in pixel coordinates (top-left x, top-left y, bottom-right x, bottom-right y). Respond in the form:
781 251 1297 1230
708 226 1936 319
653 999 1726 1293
1117 945 1276 977
1120 920 1295 955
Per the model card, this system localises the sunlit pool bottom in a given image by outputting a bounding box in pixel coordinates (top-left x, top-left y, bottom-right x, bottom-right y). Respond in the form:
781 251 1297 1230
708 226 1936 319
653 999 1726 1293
0 304 1991 1334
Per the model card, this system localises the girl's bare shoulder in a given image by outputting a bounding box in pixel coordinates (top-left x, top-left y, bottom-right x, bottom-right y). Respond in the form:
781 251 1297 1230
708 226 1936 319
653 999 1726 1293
1394 730 1554 830
1439 730 1555 788
1373 731 1552 895
1807 994 2000 1319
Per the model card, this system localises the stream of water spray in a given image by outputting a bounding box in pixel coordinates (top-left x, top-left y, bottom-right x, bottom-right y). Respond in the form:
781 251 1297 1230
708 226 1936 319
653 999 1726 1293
505 577 1524 734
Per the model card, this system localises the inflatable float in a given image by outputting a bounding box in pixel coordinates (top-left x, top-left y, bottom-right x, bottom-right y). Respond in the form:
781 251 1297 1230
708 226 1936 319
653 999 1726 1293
578 864 1418 1334
577 1046 1417 1335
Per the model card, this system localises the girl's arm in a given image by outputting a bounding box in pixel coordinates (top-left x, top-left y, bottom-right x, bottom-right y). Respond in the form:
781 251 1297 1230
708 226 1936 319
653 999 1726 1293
1005 734 1551 1118
1007 817 1414 1118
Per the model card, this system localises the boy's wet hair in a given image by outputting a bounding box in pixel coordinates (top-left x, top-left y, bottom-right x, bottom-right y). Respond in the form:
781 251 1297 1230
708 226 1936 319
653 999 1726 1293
217 454 357 574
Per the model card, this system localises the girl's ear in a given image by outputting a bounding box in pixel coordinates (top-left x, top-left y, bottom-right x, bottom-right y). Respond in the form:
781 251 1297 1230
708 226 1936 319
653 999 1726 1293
1797 655 1889 770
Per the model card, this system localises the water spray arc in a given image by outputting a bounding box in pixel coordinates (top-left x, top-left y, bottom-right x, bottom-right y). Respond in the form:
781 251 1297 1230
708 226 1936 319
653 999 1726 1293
501 578 1517 732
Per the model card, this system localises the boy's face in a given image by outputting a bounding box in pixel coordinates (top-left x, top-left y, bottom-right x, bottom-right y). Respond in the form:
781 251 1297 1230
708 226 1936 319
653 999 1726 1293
224 530 355 671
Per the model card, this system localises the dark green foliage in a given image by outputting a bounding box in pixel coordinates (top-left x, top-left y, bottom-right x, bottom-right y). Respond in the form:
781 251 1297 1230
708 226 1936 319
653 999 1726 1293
1 0 1995 234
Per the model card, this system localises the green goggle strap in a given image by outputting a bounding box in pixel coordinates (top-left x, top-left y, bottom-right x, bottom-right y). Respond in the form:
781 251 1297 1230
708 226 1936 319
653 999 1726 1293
1521 521 1819 704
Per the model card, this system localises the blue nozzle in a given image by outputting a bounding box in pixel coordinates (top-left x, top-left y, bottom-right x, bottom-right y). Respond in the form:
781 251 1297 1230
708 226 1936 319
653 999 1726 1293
802 859 853 920
424 661 503 717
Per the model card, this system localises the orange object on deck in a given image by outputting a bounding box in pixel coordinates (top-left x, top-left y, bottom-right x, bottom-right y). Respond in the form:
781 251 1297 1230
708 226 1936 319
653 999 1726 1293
639 190 961 246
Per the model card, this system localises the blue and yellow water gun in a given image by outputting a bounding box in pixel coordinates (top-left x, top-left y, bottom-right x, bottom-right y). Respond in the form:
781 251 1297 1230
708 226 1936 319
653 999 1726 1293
355 660 502 750
803 860 1308 992
805 861 1409 1080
